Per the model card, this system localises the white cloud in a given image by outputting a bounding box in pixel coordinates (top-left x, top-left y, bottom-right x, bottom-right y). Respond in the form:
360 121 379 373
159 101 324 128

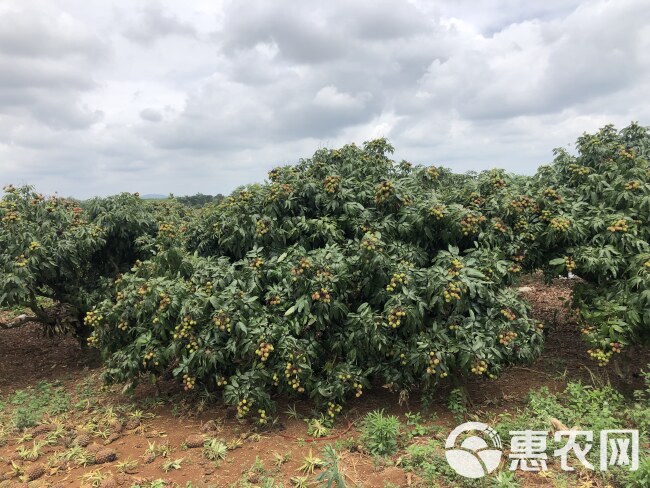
313 86 370 110
0 0 647 198
121 5 198 45
139 108 163 122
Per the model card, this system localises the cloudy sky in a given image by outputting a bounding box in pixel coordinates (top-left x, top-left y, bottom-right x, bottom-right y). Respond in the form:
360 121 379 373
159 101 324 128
0 0 648 198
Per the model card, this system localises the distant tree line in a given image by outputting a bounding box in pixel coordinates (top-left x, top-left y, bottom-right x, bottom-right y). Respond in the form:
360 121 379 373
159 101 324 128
174 193 224 208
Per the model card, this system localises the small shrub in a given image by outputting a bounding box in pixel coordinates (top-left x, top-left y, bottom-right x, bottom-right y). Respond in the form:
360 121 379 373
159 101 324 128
360 410 401 456
401 440 457 485
447 388 468 421
316 445 346 488
626 454 650 487
491 470 520 488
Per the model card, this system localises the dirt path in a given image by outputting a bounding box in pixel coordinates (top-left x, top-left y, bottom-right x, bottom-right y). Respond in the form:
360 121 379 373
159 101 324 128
0 275 647 487
0 316 100 395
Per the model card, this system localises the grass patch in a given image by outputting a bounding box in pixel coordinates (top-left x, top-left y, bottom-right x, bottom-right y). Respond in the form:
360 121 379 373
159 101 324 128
7 381 70 430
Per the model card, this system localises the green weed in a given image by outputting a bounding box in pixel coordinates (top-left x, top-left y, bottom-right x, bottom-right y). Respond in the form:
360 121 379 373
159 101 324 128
359 410 401 456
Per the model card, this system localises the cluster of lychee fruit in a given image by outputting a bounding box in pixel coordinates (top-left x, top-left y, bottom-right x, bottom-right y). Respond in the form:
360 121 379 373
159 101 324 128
550 217 571 232
1 209 20 223
587 348 613 367
316 268 334 281
610 341 623 354
500 308 516 321
255 342 274 362
291 257 312 279
360 232 381 251
323 175 341 194
490 173 507 189
84 310 103 327
159 293 172 309
387 307 407 328
285 362 305 392
426 166 440 180
182 374 196 391
564 256 577 272
580 323 594 335
213 311 231 333
498 330 518 346
429 204 446 220
256 220 270 236
143 351 159 367
186 338 199 354
543 187 563 203
540 210 553 222
86 334 99 347
311 288 331 303
374 180 394 204
510 195 536 212
443 282 463 302
471 360 488 375
327 402 342 418
238 190 252 202
158 222 176 237
258 409 268 425
607 219 628 232
514 218 529 231
386 272 408 292
619 148 635 159
459 213 486 236
268 183 293 201
448 259 463 277
15 254 28 267
568 164 591 176
173 316 196 340
426 352 441 375
469 192 484 207
237 398 251 417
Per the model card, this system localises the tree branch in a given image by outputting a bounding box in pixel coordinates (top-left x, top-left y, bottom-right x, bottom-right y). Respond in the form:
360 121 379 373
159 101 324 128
28 290 53 324
0 314 40 330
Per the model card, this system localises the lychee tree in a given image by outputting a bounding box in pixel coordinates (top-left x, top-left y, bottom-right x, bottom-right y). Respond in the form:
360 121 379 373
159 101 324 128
0 185 160 339
532 122 650 364
90 140 545 420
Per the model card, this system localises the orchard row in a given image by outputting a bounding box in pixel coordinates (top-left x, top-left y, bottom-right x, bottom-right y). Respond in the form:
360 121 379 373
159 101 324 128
1 123 648 421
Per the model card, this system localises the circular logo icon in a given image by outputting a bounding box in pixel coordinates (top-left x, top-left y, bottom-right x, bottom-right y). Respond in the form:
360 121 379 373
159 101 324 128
445 421 503 478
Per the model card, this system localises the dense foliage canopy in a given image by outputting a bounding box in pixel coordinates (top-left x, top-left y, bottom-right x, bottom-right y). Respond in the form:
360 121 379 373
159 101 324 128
1 122 647 420
90 139 545 419
533 123 650 364
0 187 159 337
